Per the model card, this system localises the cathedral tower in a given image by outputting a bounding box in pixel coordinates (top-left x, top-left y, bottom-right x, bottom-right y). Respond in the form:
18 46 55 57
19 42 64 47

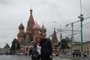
26 9 35 42
17 23 25 44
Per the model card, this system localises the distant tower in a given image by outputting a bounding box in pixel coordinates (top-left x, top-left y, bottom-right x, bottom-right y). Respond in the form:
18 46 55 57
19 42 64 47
33 23 41 42
52 28 58 46
17 23 25 44
26 9 35 42
52 28 59 55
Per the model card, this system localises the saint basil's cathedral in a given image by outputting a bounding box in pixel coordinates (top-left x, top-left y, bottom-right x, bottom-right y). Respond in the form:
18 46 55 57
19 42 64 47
11 9 59 55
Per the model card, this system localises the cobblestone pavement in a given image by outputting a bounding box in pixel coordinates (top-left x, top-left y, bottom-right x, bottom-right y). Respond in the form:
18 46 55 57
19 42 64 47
0 55 89 60
0 55 71 60
59 54 89 60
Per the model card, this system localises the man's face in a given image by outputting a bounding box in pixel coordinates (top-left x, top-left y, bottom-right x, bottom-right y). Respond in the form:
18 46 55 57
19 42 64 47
41 32 46 39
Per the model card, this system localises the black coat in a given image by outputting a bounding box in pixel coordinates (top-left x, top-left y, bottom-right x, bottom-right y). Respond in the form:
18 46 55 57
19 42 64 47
29 43 39 57
40 38 52 56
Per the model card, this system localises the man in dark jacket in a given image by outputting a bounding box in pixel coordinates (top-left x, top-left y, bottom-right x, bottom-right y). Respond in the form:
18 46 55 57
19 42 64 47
40 31 53 60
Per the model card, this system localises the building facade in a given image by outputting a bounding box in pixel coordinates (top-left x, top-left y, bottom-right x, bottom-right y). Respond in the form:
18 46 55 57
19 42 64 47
15 9 42 54
72 41 90 55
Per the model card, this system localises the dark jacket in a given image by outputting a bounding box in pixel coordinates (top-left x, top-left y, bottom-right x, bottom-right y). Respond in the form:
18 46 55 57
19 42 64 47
29 43 39 57
40 38 52 56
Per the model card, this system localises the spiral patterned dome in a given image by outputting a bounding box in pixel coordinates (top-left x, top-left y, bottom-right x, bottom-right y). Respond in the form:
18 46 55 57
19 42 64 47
33 23 40 30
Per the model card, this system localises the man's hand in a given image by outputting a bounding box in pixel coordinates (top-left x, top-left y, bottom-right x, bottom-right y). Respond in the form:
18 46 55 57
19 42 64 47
50 55 53 59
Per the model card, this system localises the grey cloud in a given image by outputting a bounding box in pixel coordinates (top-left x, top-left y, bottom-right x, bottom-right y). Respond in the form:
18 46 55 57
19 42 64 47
0 0 12 5
0 0 90 47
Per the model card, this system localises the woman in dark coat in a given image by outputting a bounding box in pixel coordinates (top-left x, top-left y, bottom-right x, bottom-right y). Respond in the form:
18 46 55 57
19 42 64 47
29 37 41 60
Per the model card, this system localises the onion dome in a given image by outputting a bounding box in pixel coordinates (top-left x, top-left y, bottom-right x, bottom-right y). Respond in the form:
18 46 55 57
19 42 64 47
18 23 24 29
17 32 25 37
33 23 40 30
40 25 47 33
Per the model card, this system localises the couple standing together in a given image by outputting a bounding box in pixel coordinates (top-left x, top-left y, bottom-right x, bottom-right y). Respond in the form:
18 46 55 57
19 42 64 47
29 31 53 60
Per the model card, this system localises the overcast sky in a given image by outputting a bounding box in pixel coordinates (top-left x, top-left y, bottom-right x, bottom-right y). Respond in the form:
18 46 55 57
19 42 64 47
0 0 90 48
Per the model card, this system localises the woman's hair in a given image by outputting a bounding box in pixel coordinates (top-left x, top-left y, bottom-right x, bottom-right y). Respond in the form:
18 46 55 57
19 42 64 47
36 36 41 40
36 34 41 39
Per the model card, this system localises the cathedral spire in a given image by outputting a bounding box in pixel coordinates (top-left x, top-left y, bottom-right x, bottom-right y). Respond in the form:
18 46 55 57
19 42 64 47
52 28 58 44
30 9 32 15
30 5 33 15
26 8 35 41
26 8 35 31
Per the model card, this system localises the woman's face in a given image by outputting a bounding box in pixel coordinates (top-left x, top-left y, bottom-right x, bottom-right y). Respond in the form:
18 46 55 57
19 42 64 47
36 37 41 42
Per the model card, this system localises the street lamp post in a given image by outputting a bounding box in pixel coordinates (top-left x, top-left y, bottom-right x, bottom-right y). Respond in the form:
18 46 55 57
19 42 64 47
79 0 84 59
78 14 84 59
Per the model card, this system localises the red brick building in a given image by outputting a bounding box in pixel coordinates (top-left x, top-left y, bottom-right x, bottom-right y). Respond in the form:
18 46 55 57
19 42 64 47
16 9 41 54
